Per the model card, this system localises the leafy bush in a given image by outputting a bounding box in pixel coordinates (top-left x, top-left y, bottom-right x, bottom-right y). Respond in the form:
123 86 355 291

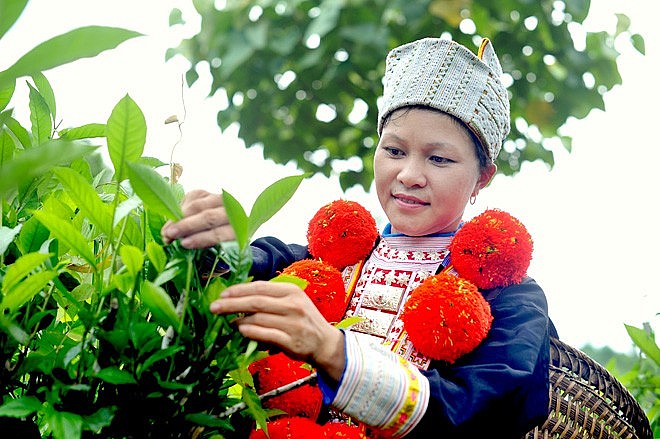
1 3 305 437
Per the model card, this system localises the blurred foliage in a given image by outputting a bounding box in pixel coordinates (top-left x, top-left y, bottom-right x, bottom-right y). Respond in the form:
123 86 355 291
168 0 645 191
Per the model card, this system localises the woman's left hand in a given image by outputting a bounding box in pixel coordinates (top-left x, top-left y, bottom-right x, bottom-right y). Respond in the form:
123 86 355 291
210 280 345 380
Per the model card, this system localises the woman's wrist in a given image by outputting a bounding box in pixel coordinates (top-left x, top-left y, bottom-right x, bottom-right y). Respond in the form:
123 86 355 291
312 326 346 381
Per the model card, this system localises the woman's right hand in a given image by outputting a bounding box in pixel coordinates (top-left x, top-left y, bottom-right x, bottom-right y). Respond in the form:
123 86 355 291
161 189 236 249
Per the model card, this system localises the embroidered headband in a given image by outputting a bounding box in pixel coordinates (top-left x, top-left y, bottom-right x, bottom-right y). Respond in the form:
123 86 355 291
378 37 511 162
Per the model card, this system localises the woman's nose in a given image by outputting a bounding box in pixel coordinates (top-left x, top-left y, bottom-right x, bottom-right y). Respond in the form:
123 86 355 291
398 159 426 188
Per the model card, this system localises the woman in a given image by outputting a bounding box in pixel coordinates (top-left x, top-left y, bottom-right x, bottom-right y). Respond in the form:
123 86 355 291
162 37 556 438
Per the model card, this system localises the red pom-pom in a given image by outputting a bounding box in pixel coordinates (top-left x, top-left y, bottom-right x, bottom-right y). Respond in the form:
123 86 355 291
249 353 322 420
307 200 378 269
449 209 533 290
401 273 493 363
249 416 323 439
322 422 368 438
281 259 348 323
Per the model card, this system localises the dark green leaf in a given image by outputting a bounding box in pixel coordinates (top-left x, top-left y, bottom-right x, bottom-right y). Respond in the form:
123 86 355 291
0 26 143 88
96 367 137 385
247 174 306 239
0 395 41 417
17 215 50 254
127 162 183 221
107 94 146 181
631 33 645 55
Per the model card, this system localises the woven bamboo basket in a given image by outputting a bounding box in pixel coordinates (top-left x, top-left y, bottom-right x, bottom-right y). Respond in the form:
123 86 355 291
525 337 653 439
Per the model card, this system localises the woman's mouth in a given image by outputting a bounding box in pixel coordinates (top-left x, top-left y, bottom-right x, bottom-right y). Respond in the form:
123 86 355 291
393 194 428 206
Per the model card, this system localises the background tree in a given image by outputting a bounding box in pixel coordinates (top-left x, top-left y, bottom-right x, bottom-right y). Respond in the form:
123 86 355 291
168 0 644 191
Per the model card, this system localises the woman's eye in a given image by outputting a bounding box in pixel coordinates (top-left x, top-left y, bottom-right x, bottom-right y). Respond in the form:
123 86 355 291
430 155 451 165
384 147 404 157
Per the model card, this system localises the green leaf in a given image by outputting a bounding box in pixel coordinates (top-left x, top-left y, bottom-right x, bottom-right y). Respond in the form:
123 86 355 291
242 387 269 434
146 241 167 273
169 8 184 26
0 140 98 194
138 345 184 377
247 174 306 240
17 215 50 254
127 162 183 221
0 395 41 417
119 245 144 278
3 115 31 148
0 129 15 166
96 367 137 385
304 0 341 40
46 408 83 439
32 210 98 269
0 80 15 112
1 251 49 293
53 166 113 237
31 72 56 122
270 273 308 290
27 82 52 145
140 280 180 329
58 123 106 140
0 26 143 88
625 324 660 366
1 270 57 313
222 189 248 250
107 94 146 181
0 0 29 40
335 315 366 330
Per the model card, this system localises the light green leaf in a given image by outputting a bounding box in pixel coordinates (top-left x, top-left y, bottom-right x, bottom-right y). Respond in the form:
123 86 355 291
247 174 306 240
18 215 50 254
58 123 106 140
0 80 15 112
335 316 366 330
0 26 143 88
27 82 52 145
0 395 41 418
140 281 180 329
625 324 660 366
0 0 29 40
3 115 31 148
146 241 167 273
0 140 98 194
1 270 57 313
32 72 56 122
46 408 83 439
107 94 146 181
96 367 137 385
242 387 269 434
127 162 183 221
0 223 21 255
1 251 49 293
53 167 113 237
270 273 308 290
120 245 144 278
222 189 248 250
1 129 16 166
32 210 98 269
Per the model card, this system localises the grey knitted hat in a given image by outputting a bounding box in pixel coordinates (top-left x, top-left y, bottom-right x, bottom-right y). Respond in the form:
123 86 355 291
378 37 511 162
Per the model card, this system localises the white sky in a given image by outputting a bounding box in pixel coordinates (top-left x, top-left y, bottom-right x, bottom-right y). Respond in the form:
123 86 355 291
2 0 659 353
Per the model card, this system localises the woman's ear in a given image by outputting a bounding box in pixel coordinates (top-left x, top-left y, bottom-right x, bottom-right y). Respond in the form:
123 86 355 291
477 163 497 190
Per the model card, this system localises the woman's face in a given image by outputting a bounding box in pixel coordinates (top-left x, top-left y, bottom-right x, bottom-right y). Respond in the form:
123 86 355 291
374 108 496 236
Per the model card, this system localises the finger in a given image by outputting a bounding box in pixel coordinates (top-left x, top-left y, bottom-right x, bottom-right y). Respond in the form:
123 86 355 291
179 224 236 249
181 191 224 217
219 281 299 299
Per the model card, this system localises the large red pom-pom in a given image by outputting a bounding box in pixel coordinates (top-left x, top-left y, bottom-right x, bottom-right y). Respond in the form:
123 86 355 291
281 259 348 323
249 416 323 439
322 422 369 438
449 209 533 290
401 273 493 363
248 353 322 420
307 200 378 270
